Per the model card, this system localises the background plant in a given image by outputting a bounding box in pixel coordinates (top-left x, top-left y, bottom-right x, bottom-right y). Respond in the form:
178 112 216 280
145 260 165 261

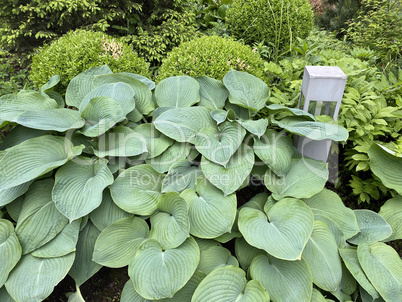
29 29 151 92
0 66 400 302
225 0 314 60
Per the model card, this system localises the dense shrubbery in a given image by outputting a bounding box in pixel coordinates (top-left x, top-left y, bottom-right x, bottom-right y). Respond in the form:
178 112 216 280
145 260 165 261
156 35 267 82
30 30 151 92
226 0 314 55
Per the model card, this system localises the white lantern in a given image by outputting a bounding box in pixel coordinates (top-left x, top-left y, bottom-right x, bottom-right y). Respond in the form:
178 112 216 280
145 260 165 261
293 66 347 162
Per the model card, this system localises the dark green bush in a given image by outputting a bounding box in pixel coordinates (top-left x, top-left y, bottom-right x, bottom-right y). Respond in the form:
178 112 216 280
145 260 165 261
225 0 314 54
156 35 267 82
30 30 151 92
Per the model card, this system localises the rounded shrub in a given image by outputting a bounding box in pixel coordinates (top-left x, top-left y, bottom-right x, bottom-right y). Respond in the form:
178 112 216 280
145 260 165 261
156 35 267 82
226 0 314 51
30 29 152 91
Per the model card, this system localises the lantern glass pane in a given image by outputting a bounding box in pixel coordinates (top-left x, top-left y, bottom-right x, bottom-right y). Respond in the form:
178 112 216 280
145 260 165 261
308 100 337 117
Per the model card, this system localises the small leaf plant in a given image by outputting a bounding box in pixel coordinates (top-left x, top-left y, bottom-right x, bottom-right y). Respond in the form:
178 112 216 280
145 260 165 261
0 66 400 302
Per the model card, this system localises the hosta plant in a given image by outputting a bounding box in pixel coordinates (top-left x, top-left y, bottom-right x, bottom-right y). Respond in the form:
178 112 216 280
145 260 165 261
0 66 400 302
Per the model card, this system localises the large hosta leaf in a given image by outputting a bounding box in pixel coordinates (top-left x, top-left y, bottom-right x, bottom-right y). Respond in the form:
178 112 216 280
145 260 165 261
93 217 149 268
160 270 205 302
154 107 215 143
358 242 402 302
146 142 192 173
196 76 228 110
271 117 348 141
197 246 238 275
239 198 314 260
80 96 126 137
201 144 254 196
264 158 328 200
129 237 200 300
301 220 342 291
92 73 154 115
254 129 293 177
266 104 315 120
5 253 75 302
347 210 392 245
0 219 22 287
181 178 237 239
89 190 133 231
368 144 402 194
223 70 269 112
237 118 268 138
110 164 164 215
0 181 32 207
250 254 313 302
339 248 379 300
155 76 200 107
162 160 201 193
303 189 359 240
0 125 49 151
68 222 102 286
0 287 14 302
31 220 80 258
149 192 190 249
121 280 151 302
234 237 265 271
192 266 270 302
194 121 246 167
379 195 402 241
52 157 114 222
15 179 68 254
0 135 83 190
94 126 147 157
66 65 113 107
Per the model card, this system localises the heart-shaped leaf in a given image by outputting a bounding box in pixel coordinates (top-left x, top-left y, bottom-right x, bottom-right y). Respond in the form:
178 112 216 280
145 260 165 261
15 179 69 254
368 144 402 194
110 164 164 215
254 129 293 177
303 189 359 240
192 266 270 302
196 76 228 110
197 246 238 275
264 158 328 200
210 109 236 124
301 220 342 291
347 210 392 245
0 219 22 287
93 217 149 268
162 160 201 193
250 254 313 302
195 121 246 167
155 76 200 108
5 253 75 302
149 192 190 249
223 70 269 112
129 237 200 300
180 178 237 239
154 107 215 143
237 118 268 138
201 144 254 196
52 157 114 222
0 135 83 191
358 242 402 302
379 195 402 241
239 198 313 260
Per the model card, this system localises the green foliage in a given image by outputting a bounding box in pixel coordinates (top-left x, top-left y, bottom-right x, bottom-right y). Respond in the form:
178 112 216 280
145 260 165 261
192 0 232 36
0 51 32 97
225 0 314 57
262 29 402 203
345 0 402 68
156 35 267 82
29 30 151 93
0 66 400 302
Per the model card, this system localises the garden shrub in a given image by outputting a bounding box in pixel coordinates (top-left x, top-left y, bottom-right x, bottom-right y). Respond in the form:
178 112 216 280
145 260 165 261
225 0 314 55
156 35 267 82
29 30 151 92
345 0 402 68
0 66 400 302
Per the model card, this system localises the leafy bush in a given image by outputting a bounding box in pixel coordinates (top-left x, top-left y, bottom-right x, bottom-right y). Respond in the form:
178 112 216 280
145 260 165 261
192 0 232 36
262 29 402 203
0 50 31 97
29 30 151 92
156 35 267 82
225 0 314 55
345 0 402 68
0 66 401 302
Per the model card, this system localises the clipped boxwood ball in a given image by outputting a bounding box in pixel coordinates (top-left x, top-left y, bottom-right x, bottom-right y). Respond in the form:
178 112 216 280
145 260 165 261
156 35 268 82
226 0 314 50
30 29 152 91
